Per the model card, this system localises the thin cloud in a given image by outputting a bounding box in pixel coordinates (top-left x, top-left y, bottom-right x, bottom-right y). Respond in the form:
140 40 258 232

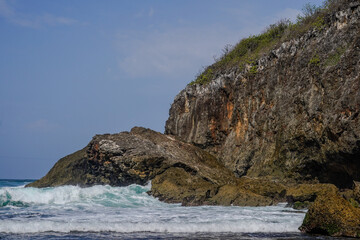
148 7 154 17
134 7 155 19
26 119 59 132
0 0 79 28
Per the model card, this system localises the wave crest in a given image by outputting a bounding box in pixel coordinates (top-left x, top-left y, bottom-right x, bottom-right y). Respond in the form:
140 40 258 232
0 183 161 208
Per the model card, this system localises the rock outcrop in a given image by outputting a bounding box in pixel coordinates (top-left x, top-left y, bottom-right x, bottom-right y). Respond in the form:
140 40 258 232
27 127 236 189
27 127 289 206
165 1 360 189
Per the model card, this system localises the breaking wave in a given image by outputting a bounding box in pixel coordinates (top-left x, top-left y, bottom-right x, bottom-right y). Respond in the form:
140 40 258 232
0 180 306 234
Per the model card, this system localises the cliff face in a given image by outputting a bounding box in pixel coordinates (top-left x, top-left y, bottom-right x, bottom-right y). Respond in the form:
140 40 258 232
165 2 360 188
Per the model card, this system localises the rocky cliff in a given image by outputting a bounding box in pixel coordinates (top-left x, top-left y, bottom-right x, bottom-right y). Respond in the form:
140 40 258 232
165 1 360 189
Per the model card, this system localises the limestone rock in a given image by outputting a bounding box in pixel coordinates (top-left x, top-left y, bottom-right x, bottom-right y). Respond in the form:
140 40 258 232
165 1 360 189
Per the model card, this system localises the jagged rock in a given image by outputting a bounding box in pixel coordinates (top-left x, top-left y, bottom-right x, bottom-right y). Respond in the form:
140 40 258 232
27 127 236 188
165 2 360 189
300 193 360 237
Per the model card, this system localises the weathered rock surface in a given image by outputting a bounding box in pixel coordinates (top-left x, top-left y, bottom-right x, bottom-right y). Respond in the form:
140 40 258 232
27 127 236 189
165 2 360 189
300 192 360 237
286 183 338 203
205 184 274 207
27 127 290 206
286 183 338 209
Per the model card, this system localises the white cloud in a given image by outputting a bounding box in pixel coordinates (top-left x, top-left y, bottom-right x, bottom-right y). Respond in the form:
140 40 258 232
0 0 79 28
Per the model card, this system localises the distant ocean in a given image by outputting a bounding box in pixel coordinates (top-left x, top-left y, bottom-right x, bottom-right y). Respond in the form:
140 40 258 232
0 179 342 240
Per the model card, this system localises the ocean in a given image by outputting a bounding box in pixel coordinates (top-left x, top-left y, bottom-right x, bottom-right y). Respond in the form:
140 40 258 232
0 179 342 239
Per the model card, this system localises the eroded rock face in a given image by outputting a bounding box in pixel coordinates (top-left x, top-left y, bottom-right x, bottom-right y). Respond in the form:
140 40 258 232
27 127 236 189
165 3 360 188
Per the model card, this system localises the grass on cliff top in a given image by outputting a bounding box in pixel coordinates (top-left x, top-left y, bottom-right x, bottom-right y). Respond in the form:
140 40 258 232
189 0 345 86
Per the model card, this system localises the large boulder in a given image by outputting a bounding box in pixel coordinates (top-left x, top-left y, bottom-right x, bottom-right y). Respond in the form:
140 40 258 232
26 127 236 191
300 192 360 237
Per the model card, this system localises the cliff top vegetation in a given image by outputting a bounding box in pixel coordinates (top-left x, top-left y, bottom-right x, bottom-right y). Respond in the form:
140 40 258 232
189 0 348 85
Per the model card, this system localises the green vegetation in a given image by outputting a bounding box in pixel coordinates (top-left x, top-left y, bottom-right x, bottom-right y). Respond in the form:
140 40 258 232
325 46 347 67
309 54 321 67
249 65 258 76
323 223 341 236
190 68 214 85
189 0 345 86
293 200 311 209
312 16 326 30
349 198 360 208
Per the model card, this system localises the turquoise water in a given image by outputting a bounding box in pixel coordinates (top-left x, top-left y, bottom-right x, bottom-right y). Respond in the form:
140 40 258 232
0 179 340 239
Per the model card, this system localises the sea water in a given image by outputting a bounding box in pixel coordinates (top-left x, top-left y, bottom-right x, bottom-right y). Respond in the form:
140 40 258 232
0 180 341 239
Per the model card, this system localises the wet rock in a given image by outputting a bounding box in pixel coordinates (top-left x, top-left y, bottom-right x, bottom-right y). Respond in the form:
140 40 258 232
206 184 273 207
237 177 287 202
149 167 219 206
286 184 338 204
300 193 360 237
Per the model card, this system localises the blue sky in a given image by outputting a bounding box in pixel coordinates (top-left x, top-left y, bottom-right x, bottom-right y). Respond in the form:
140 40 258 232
0 0 324 179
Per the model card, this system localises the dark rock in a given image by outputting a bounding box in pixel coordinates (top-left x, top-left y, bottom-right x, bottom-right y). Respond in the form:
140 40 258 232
26 127 236 200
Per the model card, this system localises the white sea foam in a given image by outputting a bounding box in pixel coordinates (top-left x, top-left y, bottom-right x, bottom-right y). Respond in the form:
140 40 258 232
0 183 306 234
0 219 303 233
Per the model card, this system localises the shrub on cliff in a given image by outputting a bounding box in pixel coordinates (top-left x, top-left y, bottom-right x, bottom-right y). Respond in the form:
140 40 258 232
189 0 349 86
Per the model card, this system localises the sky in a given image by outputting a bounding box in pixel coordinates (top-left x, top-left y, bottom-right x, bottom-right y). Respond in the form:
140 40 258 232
0 0 324 179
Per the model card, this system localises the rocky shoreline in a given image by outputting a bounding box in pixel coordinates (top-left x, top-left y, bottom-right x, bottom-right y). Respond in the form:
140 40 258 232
28 0 360 238
27 127 360 237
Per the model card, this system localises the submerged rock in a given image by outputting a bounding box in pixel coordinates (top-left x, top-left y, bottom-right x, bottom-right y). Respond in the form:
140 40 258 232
300 192 360 237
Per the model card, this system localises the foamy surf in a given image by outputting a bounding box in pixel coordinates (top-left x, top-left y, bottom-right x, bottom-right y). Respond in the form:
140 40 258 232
0 180 306 236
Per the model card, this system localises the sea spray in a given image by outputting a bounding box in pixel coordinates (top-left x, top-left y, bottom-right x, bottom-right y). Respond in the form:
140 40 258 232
0 180 306 235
